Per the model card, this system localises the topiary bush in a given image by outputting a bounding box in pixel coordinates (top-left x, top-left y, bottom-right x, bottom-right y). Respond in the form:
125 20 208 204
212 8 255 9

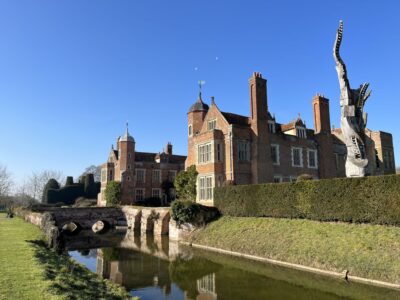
42 179 61 203
214 174 400 226
171 200 220 226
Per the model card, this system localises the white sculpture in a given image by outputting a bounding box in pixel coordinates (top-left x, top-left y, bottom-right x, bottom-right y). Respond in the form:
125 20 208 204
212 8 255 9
333 21 371 177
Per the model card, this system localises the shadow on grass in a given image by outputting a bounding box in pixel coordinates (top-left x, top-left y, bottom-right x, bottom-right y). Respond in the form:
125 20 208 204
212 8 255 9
26 239 131 300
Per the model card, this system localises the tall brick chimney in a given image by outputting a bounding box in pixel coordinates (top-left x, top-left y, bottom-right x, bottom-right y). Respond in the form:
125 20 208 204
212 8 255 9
249 72 272 184
249 72 268 124
166 142 173 155
312 94 335 178
313 94 331 134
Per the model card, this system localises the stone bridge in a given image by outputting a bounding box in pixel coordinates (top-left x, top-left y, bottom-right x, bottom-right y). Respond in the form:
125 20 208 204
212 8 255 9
20 206 172 236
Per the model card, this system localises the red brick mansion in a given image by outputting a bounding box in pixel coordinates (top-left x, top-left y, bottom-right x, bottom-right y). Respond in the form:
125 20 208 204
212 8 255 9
97 127 186 206
186 72 395 206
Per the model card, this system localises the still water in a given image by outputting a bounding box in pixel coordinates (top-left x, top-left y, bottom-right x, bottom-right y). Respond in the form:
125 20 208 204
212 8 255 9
66 231 399 300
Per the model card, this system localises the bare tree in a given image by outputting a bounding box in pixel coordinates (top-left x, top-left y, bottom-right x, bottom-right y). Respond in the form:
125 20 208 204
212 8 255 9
80 165 101 182
0 164 13 197
20 170 64 201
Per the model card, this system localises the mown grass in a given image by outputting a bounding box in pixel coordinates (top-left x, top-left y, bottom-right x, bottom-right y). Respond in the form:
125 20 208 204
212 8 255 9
0 213 133 300
188 216 400 285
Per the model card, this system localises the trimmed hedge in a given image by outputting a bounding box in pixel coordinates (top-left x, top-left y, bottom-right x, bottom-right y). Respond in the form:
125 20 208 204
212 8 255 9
171 200 220 226
214 174 400 226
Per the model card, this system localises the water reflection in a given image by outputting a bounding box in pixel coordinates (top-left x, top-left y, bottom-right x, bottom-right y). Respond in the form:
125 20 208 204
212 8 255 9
67 231 400 300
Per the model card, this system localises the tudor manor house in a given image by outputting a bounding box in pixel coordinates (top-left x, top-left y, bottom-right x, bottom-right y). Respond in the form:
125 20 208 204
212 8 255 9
98 72 395 207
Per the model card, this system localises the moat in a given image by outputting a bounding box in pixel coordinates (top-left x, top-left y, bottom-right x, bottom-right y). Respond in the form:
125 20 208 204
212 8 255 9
65 231 398 300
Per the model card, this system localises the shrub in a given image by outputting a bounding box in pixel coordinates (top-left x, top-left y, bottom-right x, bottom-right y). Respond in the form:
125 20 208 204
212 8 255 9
84 174 98 199
65 176 74 186
42 179 60 203
171 200 220 226
105 181 122 207
46 184 84 205
174 165 198 201
214 174 400 226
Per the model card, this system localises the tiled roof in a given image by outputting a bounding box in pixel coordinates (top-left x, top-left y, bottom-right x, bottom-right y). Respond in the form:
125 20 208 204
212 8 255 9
221 112 250 127
135 151 186 164
281 117 306 132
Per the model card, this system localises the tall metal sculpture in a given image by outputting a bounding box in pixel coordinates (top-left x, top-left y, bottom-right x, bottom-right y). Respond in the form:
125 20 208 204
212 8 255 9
333 20 371 177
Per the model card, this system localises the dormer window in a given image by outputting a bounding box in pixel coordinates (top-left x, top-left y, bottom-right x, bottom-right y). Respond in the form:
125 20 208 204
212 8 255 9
296 127 307 139
208 119 217 131
268 120 276 133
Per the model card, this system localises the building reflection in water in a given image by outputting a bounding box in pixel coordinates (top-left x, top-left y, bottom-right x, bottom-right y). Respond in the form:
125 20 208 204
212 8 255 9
68 230 399 300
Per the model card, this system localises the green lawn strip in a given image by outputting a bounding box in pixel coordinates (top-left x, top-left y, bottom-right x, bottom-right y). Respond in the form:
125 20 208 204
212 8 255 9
0 213 134 300
188 216 400 285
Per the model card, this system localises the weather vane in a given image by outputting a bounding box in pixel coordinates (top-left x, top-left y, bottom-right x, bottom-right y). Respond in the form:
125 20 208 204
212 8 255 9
198 80 206 92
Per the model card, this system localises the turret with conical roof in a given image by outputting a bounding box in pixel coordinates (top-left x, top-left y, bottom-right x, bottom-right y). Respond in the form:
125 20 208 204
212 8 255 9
118 123 135 174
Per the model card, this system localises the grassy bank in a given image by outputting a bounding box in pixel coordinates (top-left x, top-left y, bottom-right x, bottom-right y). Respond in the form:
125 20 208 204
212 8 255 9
188 216 400 285
0 213 132 300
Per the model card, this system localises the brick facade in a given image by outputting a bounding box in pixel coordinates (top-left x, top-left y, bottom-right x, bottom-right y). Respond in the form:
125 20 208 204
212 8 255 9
187 72 396 206
97 128 185 206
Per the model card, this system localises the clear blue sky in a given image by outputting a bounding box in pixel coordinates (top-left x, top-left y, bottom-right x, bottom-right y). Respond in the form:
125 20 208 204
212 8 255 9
0 0 399 185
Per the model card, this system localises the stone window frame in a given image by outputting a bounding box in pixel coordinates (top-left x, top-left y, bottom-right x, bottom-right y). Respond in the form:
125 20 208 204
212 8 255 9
152 188 161 198
188 124 193 136
152 169 161 183
198 174 214 201
271 144 280 165
135 188 145 201
168 170 177 182
207 119 217 131
273 175 282 183
296 126 307 139
307 148 318 169
238 140 250 162
268 120 276 134
197 142 213 164
291 147 303 167
135 168 146 183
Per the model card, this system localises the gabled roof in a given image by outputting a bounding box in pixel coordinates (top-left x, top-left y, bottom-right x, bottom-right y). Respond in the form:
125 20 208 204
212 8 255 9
221 112 250 127
135 151 186 164
281 117 306 132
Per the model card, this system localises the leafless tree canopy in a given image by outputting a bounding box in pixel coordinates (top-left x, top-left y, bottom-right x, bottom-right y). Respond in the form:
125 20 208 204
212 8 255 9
0 164 13 196
19 170 65 201
81 165 101 182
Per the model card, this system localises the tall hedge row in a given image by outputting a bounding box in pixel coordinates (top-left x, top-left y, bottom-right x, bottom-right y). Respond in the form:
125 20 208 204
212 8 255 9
214 174 400 226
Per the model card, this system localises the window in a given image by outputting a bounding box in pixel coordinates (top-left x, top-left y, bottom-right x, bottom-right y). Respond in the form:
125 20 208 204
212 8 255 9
168 170 177 182
101 169 107 182
198 143 212 164
135 169 145 183
152 188 161 198
307 149 318 169
335 153 340 170
153 169 161 183
273 175 282 183
217 143 222 162
199 176 213 200
238 141 250 161
188 125 193 136
271 144 280 165
135 189 145 201
268 121 276 133
109 170 113 180
384 150 390 169
291 147 303 167
208 119 217 130
296 127 307 139
375 149 380 169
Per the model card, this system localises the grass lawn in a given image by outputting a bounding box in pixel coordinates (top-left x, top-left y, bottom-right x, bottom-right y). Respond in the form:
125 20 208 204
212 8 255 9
0 213 133 300
188 216 400 285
